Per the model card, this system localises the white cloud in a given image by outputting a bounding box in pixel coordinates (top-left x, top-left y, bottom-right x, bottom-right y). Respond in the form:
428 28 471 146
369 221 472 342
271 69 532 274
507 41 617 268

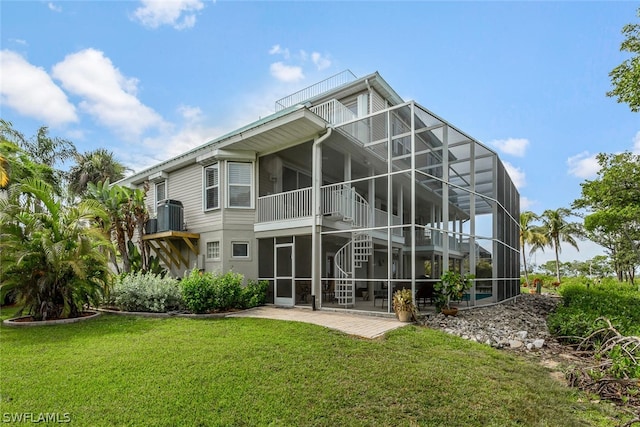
10 38 28 46
270 62 304 83
128 121 226 172
567 151 599 179
268 46 333 81
51 48 165 141
269 45 290 59
503 161 526 189
178 104 203 123
532 239 605 265
311 52 331 71
490 137 529 157
48 2 62 12
520 196 535 210
132 0 205 30
0 50 78 126
633 131 640 154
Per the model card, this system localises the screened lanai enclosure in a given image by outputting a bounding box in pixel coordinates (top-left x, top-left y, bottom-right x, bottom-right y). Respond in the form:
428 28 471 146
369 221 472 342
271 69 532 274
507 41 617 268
256 91 520 314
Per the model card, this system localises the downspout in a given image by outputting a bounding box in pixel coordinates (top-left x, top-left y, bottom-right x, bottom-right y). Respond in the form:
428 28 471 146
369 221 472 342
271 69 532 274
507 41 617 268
311 127 333 310
365 78 372 113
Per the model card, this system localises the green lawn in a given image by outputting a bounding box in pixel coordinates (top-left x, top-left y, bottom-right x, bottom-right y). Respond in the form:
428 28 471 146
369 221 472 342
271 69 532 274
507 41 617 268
0 306 624 426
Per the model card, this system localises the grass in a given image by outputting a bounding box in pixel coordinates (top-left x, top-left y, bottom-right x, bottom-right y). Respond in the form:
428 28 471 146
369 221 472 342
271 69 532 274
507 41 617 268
0 306 625 426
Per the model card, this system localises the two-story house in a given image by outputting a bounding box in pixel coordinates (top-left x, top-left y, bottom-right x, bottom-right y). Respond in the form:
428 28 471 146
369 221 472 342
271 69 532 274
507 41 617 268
118 70 521 314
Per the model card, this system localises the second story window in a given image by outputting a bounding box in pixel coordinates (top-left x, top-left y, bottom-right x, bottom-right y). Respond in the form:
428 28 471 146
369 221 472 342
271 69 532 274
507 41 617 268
155 181 166 213
228 162 253 208
204 163 219 210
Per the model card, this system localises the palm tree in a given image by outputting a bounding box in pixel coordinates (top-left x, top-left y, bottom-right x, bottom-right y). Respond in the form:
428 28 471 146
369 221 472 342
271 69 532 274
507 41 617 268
519 211 547 286
20 126 77 195
68 148 129 198
0 178 113 320
86 179 149 274
0 153 8 188
538 208 581 283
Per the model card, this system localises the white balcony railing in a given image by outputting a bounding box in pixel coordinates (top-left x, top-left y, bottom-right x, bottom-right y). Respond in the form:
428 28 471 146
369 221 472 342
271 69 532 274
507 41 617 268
373 208 403 236
310 99 356 126
321 184 369 228
257 188 312 223
257 184 374 227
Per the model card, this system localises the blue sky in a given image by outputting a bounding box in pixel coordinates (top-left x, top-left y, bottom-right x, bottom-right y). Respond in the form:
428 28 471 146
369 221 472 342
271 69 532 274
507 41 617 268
1 1 638 266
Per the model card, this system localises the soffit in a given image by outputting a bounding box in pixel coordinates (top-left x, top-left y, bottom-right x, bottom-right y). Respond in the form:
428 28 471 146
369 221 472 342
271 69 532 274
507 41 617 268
216 109 327 153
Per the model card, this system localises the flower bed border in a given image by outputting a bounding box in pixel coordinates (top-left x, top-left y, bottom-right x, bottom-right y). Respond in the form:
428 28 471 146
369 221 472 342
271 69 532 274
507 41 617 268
3 311 101 327
95 307 240 319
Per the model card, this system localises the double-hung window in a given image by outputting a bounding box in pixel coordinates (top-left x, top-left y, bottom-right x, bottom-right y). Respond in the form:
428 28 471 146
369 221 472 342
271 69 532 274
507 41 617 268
227 162 253 208
204 163 219 210
155 181 166 213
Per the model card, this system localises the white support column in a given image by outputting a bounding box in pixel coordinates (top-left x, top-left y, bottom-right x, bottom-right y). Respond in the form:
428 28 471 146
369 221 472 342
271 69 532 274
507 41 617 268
410 102 416 298
469 140 476 305
311 128 332 310
492 154 499 299
442 125 450 271
344 152 351 183
368 169 375 299
386 109 393 311
397 184 404 279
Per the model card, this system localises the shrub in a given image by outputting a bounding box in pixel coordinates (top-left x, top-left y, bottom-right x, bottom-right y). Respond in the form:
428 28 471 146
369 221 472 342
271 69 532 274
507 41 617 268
180 270 268 313
180 269 216 314
241 280 268 308
548 281 640 339
548 282 640 380
110 272 182 313
212 271 244 310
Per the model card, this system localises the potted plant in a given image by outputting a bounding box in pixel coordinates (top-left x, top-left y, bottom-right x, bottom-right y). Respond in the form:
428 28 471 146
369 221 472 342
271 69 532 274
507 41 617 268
434 270 474 316
392 288 418 322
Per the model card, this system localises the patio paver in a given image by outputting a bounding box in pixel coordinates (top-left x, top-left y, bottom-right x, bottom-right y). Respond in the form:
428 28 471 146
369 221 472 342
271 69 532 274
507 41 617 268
226 306 407 339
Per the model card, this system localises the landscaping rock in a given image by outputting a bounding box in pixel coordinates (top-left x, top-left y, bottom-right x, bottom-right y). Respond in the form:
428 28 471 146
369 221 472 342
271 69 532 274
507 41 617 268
509 340 524 349
421 294 561 353
533 339 545 349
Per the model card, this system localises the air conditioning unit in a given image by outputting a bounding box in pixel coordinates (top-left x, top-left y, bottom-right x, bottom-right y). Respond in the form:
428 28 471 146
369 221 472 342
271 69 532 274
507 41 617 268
145 218 158 234
157 199 183 232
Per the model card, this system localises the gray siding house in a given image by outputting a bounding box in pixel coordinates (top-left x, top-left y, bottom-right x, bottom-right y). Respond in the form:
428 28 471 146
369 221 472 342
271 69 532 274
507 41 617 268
118 71 521 314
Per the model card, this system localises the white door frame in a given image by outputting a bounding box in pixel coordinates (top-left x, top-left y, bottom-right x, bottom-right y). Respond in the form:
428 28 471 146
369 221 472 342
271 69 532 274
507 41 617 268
274 242 294 306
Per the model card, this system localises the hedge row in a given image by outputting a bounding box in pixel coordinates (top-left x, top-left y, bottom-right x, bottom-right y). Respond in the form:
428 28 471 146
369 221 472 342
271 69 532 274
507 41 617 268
107 269 267 314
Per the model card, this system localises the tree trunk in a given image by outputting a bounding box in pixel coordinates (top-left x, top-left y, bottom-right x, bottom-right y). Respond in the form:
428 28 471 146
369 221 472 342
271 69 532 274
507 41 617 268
522 242 530 286
554 239 561 283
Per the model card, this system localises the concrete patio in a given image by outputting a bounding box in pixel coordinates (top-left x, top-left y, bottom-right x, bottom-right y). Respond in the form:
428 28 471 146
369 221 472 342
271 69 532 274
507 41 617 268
226 306 408 339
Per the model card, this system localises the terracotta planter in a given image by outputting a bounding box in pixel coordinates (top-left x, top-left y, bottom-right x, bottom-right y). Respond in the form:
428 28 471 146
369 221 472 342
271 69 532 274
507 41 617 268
441 307 458 316
529 289 537 294
397 310 414 322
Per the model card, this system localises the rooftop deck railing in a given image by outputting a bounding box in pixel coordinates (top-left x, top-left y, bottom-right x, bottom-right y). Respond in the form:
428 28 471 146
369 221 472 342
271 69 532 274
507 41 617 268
275 70 357 111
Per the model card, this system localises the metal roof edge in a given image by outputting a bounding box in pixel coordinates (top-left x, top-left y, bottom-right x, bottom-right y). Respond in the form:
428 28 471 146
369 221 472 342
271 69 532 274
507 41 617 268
116 104 307 186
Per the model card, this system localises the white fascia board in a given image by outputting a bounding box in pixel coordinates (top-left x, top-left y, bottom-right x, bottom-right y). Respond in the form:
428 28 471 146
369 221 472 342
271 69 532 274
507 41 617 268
196 149 256 165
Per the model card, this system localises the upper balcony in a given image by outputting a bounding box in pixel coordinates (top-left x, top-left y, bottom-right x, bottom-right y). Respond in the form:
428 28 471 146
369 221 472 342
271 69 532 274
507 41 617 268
310 99 356 127
256 185 402 238
275 70 357 111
